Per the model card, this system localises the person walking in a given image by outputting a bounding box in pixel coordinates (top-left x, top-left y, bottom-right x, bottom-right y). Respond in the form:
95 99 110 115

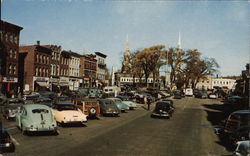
147 97 151 111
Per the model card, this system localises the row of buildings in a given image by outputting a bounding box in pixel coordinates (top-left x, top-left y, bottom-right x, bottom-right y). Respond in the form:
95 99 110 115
0 20 108 97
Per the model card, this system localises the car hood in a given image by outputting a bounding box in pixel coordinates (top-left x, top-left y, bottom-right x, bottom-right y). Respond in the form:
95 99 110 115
122 101 137 107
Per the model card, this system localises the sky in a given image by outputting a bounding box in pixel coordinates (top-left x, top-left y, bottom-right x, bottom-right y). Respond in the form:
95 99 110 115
1 0 249 76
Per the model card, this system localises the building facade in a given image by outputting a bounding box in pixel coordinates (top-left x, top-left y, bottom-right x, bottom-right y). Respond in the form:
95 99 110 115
68 51 81 91
59 50 70 91
195 76 213 90
80 54 97 88
19 41 52 93
95 52 107 87
44 45 61 92
0 20 23 97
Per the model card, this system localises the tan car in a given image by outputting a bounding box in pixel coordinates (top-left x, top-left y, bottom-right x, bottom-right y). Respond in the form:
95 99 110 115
72 98 100 119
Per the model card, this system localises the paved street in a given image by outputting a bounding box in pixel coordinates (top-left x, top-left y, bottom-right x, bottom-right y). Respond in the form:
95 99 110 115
3 97 232 156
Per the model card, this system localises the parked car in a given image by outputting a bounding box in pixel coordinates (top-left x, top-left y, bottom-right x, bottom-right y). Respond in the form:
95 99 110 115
208 93 217 99
72 98 100 119
225 96 242 105
52 102 88 126
233 140 250 156
97 99 120 116
151 101 174 119
184 88 193 96
16 104 58 134
173 90 182 99
229 125 250 145
0 127 15 152
23 92 40 104
56 95 71 103
162 99 174 108
195 91 208 99
3 98 24 120
38 91 57 101
107 98 129 112
35 97 53 107
224 110 250 133
116 96 137 110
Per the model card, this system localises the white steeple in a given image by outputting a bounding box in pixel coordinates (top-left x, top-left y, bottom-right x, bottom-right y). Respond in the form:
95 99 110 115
178 31 182 50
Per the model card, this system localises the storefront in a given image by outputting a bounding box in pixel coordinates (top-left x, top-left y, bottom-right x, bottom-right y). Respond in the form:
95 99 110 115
33 77 50 92
69 77 80 91
59 77 70 91
50 77 60 93
1 77 18 98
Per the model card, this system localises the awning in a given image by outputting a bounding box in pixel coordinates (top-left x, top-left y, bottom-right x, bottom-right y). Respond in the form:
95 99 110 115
36 81 49 87
59 82 69 86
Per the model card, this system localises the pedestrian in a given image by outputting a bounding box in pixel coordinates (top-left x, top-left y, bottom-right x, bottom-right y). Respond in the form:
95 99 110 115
147 97 151 111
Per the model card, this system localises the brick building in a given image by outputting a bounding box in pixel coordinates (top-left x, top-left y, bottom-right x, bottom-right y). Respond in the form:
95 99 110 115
19 41 52 93
44 45 62 92
0 20 23 97
59 50 70 90
80 54 97 88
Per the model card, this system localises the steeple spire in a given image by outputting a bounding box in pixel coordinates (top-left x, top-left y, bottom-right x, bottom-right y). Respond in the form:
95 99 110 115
125 34 129 51
178 31 182 50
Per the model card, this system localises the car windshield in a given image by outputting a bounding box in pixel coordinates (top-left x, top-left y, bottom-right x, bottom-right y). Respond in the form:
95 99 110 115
32 109 49 113
156 103 170 110
57 105 77 111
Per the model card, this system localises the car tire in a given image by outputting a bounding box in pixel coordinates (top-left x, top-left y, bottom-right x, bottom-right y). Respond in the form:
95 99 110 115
8 143 15 152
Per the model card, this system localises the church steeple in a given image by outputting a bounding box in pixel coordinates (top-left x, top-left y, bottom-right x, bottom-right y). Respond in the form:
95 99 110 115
121 34 132 74
178 31 182 50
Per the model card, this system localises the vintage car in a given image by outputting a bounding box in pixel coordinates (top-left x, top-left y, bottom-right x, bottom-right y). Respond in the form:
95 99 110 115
55 95 72 103
16 104 57 134
52 102 88 126
233 140 250 156
162 99 174 108
151 101 174 119
0 127 15 152
35 97 53 107
173 90 182 99
116 96 137 110
72 98 100 119
3 98 24 120
23 92 41 104
97 99 120 116
38 91 57 101
229 125 250 145
107 98 129 112
195 91 208 99
208 93 217 99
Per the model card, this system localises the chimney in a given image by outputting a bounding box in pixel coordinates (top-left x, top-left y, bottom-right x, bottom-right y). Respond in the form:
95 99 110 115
37 41 40 46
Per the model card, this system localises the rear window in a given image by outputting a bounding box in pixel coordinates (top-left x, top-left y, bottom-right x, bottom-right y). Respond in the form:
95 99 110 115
32 109 49 113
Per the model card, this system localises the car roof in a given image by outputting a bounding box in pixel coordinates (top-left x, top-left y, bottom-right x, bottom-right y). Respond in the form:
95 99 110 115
23 104 50 111
55 102 75 105
232 110 250 114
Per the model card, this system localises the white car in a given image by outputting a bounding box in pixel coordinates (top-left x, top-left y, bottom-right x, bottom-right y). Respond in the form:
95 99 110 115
52 102 88 126
209 93 217 99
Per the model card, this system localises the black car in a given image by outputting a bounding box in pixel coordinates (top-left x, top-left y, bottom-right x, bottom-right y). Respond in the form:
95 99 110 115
162 99 174 108
151 101 174 119
195 91 208 99
97 99 120 117
229 125 250 145
173 90 182 99
0 127 15 152
35 97 53 107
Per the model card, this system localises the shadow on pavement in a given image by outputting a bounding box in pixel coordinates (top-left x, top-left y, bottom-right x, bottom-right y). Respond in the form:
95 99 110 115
203 103 236 152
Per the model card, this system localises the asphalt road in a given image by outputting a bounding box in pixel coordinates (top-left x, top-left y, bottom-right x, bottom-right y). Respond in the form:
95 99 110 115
3 97 232 156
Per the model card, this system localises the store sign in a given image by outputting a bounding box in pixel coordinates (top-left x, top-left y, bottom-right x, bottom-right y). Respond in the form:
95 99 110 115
2 77 18 83
34 77 48 82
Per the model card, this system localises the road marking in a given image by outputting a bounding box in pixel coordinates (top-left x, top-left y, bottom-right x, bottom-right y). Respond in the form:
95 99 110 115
10 135 20 146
